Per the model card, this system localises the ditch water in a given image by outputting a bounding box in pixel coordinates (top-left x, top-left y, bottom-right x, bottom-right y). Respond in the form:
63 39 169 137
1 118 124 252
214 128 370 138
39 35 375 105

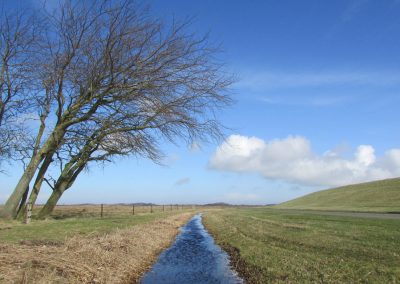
140 214 244 284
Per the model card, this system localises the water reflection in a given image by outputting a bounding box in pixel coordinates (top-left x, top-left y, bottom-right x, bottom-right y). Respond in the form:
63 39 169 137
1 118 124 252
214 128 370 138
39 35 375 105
140 214 243 284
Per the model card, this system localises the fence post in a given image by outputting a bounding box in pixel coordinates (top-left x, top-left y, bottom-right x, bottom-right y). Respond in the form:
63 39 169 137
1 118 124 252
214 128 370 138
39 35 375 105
163 205 164 212
150 204 153 213
132 204 135 215
25 202 32 224
101 204 103 218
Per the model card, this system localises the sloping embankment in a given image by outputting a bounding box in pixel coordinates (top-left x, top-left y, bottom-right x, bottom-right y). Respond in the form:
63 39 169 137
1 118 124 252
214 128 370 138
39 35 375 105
0 213 193 283
276 177 400 212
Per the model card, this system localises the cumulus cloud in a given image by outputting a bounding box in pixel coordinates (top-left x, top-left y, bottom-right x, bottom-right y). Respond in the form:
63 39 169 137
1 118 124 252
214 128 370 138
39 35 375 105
209 135 400 187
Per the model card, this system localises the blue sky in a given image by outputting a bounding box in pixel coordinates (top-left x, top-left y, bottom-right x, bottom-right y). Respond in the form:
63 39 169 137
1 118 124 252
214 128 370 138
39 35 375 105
1 0 400 205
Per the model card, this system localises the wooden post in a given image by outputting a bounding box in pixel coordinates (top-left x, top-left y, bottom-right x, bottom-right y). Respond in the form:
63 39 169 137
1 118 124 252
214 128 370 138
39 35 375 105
101 204 103 218
150 204 153 213
162 205 164 212
25 202 32 224
132 204 135 215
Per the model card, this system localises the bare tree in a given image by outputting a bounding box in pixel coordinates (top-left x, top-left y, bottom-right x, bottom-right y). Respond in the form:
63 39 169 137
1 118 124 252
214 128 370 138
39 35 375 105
1 0 233 219
35 120 161 218
0 10 38 169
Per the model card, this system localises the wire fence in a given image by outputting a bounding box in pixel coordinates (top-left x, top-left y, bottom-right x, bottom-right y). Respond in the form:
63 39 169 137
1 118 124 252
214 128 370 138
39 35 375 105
28 204 205 219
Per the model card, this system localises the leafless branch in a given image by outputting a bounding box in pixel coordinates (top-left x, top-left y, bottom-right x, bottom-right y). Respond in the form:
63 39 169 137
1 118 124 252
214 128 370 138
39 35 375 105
2 0 234 219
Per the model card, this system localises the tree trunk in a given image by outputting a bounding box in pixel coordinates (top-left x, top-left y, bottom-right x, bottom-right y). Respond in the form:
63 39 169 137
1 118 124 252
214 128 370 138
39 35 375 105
16 186 29 218
37 183 66 219
0 158 42 218
1 127 64 219
16 154 54 219
37 160 86 219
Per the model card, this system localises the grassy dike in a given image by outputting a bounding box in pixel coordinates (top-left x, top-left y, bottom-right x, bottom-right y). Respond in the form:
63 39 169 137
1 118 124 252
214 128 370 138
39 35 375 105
0 211 195 283
276 177 400 212
203 208 400 283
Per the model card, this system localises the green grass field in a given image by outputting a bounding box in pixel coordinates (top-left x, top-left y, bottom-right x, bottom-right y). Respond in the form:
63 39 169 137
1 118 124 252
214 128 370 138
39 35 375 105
276 177 400 212
0 208 196 283
204 208 400 283
0 209 191 243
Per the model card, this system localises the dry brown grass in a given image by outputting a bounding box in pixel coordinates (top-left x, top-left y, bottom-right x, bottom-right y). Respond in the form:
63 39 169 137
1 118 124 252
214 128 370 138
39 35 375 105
36 204 191 218
0 212 193 283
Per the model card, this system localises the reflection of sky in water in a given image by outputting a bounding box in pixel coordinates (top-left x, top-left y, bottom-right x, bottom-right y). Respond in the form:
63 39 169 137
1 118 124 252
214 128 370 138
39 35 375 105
141 214 243 284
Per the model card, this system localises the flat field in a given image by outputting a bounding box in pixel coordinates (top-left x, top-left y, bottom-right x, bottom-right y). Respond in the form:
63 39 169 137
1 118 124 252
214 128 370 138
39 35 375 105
204 207 400 283
0 204 195 243
0 206 195 283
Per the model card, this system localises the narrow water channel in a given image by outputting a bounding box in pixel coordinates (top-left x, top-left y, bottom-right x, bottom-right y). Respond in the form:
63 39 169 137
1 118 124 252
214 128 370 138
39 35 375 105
140 214 244 284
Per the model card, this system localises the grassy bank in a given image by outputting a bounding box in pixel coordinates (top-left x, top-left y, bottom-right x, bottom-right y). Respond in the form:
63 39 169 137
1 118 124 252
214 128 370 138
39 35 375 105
0 210 195 283
276 177 400 212
204 208 400 283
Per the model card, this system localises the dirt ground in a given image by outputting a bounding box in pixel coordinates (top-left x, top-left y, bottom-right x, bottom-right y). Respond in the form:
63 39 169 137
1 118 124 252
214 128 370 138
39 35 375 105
0 213 193 283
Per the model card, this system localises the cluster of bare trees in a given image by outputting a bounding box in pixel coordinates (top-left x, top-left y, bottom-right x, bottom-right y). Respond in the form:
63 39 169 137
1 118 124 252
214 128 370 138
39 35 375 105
0 0 233 219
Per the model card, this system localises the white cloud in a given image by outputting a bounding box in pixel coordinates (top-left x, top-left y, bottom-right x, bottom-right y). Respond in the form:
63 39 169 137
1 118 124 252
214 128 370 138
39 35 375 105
163 153 179 165
237 71 400 90
340 0 369 23
209 135 400 187
189 142 201 153
174 177 190 186
260 95 349 107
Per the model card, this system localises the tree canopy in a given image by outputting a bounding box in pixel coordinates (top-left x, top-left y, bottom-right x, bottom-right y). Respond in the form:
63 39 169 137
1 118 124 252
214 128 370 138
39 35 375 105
0 0 233 219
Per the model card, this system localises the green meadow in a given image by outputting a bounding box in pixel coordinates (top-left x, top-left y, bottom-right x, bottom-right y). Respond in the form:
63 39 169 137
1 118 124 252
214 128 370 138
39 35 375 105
204 208 400 283
276 177 400 212
0 209 190 244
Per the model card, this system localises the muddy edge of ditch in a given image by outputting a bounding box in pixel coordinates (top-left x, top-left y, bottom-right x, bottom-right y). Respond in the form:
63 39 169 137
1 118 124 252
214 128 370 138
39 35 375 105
202 213 264 284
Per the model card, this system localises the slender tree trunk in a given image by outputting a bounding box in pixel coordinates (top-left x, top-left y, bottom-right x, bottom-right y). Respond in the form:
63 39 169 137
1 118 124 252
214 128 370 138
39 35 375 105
16 186 29 218
37 183 67 219
1 156 43 218
1 127 64 219
37 161 86 219
16 154 54 219
17 186 39 221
